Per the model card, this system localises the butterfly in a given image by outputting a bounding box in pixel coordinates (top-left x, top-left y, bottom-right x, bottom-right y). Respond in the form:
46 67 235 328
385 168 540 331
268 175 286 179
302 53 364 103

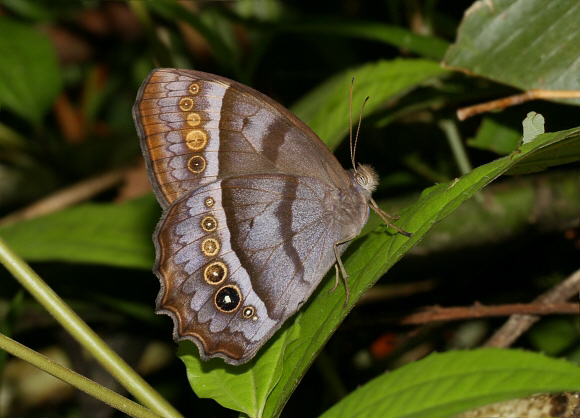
133 69 410 365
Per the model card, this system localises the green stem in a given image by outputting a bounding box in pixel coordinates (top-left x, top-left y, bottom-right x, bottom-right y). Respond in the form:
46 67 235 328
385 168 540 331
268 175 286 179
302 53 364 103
0 236 183 418
439 118 485 203
0 333 160 418
439 118 472 175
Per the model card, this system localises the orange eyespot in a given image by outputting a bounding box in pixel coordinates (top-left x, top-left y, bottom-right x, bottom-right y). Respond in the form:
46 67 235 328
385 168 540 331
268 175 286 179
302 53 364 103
204 261 228 285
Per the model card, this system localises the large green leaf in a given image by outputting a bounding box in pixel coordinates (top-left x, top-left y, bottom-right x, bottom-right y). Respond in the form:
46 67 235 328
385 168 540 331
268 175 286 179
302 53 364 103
0 195 158 269
177 126 580 418
291 59 449 150
0 18 62 124
443 0 580 105
322 349 580 418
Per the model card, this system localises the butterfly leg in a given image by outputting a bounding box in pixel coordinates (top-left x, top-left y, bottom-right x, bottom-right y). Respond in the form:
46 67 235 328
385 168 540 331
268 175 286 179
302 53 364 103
333 233 359 308
328 264 340 294
368 198 412 237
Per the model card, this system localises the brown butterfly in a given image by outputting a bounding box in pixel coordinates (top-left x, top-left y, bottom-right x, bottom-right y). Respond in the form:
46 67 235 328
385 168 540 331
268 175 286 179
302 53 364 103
133 69 410 365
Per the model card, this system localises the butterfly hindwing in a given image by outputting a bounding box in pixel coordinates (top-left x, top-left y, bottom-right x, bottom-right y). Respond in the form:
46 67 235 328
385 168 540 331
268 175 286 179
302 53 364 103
155 174 350 364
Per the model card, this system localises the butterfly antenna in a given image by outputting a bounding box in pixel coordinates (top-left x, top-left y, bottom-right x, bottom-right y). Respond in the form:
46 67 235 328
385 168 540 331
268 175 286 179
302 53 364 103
349 77 355 170
352 96 369 170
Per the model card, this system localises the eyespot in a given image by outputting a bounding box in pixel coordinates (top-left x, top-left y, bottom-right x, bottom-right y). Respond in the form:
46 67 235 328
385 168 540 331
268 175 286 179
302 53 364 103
215 285 241 313
204 261 228 285
185 129 207 151
187 112 202 127
201 238 220 256
201 215 217 232
242 306 255 319
179 97 194 111
189 83 200 95
187 155 206 173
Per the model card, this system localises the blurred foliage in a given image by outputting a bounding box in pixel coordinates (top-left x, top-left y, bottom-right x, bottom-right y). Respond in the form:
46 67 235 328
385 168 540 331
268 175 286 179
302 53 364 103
0 1 579 417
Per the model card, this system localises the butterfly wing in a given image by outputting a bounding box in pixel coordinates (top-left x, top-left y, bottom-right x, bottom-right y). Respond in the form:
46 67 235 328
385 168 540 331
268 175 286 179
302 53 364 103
155 174 365 364
134 69 372 364
133 68 350 209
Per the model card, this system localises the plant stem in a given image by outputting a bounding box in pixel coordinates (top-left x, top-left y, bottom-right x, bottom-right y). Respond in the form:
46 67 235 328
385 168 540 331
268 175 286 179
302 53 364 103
439 118 472 175
0 236 183 418
0 333 160 418
440 118 484 203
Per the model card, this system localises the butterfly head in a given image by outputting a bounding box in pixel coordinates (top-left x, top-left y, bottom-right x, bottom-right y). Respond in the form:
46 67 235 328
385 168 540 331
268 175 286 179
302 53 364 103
353 163 379 196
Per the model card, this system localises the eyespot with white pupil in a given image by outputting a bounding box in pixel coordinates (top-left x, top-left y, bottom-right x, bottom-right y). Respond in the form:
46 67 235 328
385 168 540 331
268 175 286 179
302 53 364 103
189 83 200 95
187 112 201 127
201 238 220 257
201 215 217 232
215 285 241 313
185 129 207 151
178 97 194 111
204 261 227 285
187 155 206 173
242 306 256 319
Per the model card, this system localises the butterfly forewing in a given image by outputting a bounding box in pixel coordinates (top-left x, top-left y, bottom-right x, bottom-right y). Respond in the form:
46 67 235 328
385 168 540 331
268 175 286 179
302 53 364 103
133 69 349 208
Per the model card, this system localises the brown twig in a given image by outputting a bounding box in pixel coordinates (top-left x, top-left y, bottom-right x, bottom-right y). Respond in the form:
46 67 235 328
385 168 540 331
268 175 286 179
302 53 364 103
484 268 580 347
457 90 580 121
399 302 578 325
0 167 129 226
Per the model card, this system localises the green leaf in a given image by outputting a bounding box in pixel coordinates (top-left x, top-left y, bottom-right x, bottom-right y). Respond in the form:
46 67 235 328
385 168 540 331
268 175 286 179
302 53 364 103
177 126 580 417
321 349 580 418
522 111 545 144
283 20 450 60
466 117 521 155
528 318 578 356
0 195 158 269
505 126 580 175
179 322 301 417
291 59 449 150
0 0 55 20
443 0 580 106
0 18 62 124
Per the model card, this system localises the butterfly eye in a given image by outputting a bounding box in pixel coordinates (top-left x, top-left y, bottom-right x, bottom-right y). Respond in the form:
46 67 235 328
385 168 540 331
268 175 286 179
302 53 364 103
356 172 368 186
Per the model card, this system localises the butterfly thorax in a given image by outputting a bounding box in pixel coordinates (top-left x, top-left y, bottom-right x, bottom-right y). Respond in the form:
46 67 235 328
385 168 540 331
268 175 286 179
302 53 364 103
331 168 374 240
